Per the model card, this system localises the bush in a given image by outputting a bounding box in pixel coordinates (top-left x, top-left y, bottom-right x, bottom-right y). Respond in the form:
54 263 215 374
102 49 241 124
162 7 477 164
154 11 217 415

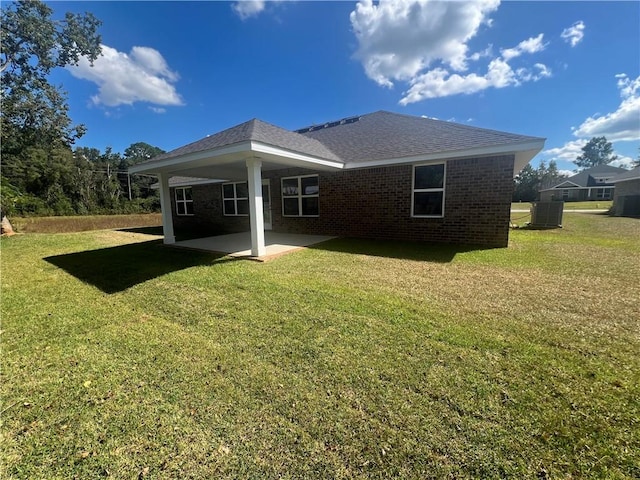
1 175 160 218
14 194 52 217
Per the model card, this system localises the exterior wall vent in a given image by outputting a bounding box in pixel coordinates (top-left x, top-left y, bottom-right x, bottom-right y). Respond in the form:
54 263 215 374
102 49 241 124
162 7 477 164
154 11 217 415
530 201 563 228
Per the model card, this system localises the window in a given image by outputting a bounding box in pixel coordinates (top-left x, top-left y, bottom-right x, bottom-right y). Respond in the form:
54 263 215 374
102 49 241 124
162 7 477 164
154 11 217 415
412 163 445 217
562 189 569 201
596 188 611 200
175 187 194 216
281 175 319 217
222 182 249 216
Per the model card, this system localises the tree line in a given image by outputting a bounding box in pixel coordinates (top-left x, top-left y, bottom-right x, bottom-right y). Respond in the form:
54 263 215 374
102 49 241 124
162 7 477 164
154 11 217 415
1 142 164 217
513 160 564 202
1 1 163 217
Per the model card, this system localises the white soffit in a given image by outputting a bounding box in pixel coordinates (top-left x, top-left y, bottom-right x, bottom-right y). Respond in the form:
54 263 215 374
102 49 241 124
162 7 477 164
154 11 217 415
129 141 344 175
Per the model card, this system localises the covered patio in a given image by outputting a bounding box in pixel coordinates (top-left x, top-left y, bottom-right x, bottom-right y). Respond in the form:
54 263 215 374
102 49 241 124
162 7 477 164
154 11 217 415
129 119 344 258
170 231 335 260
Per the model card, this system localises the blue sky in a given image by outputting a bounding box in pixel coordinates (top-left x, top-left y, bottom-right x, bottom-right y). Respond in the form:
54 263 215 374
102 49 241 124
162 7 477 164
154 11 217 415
48 1 640 174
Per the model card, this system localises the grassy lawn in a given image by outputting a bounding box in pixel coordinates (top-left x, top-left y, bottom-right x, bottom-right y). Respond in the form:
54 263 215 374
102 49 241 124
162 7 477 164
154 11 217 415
512 201 613 211
9 213 161 234
1 215 639 479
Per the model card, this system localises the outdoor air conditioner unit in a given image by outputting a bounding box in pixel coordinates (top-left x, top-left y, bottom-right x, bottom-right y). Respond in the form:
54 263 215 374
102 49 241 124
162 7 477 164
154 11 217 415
530 201 563 228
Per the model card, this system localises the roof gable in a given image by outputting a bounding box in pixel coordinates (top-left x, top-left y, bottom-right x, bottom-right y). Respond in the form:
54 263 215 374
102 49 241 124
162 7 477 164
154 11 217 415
145 118 341 165
552 180 581 189
548 165 628 188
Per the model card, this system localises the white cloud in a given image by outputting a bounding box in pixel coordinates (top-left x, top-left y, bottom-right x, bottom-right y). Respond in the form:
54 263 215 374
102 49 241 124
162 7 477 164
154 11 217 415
469 45 493 61
561 21 585 47
573 74 640 141
400 50 550 104
350 1 551 104
231 0 286 20
68 44 183 107
558 169 574 177
500 33 546 61
350 0 501 87
149 107 167 114
129 47 179 82
542 138 634 170
610 155 636 169
541 97 640 168
617 73 640 98
543 139 588 162
232 1 266 20
544 75 639 170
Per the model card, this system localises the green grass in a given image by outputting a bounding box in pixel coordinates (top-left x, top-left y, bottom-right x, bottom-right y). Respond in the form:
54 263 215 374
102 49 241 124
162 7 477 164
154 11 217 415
2 215 639 479
10 213 161 234
512 201 613 211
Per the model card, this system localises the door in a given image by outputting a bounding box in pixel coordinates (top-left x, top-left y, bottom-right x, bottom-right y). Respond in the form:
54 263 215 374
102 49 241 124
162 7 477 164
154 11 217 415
262 179 272 230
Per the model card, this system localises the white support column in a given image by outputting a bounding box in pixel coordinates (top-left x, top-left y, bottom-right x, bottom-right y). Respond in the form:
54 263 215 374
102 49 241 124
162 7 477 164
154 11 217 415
246 158 266 257
157 172 175 244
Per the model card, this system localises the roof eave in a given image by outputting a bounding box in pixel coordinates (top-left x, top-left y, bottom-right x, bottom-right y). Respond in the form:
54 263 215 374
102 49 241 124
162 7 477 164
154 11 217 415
129 140 344 175
341 139 545 174
612 174 640 183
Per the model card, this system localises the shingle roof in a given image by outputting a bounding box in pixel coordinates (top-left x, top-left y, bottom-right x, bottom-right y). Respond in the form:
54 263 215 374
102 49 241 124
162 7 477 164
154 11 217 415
299 111 543 163
145 118 341 164
611 166 640 182
555 164 628 188
137 111 544 170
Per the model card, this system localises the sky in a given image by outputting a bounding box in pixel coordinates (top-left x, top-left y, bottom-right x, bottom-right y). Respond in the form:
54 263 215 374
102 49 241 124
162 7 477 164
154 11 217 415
46 0 640 175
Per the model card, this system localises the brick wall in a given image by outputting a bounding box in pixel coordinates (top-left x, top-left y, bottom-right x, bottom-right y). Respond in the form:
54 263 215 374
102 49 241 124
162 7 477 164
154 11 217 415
171 184 249 235
171 154 515 247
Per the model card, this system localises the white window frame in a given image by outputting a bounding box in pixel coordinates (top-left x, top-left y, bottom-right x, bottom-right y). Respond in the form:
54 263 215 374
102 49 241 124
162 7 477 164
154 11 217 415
281 174 319 217
222 182 249 216
596 188 612 200
175 187 194 216
562 189 569 201
411 162 446 218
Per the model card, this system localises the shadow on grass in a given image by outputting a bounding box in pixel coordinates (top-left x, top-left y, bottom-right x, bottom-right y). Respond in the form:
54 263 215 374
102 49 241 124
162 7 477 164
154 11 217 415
117 226 164 236
118 226 229 242
44 240 233 294
308 237 496 263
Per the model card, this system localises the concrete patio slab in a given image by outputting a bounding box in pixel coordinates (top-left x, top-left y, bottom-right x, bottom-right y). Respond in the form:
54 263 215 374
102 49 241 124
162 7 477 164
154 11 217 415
171 231 336 260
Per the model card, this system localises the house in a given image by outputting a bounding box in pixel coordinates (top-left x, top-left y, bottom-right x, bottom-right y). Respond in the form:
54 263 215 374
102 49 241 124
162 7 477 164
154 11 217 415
130 111 545 256
611 166 640 217
538 164 627 202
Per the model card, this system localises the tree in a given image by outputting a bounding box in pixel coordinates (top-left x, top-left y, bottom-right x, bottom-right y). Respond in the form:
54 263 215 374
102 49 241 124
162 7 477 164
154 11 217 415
513 161 568 202
1 1 102 214
123 142 165 164
123 142 165 200
539 160 565 190
575 136 618 169
1 1 101 147
513 164 539 202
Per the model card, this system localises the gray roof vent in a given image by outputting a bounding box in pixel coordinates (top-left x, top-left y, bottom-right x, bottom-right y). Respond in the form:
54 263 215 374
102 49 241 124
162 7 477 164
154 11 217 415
295 115 361 134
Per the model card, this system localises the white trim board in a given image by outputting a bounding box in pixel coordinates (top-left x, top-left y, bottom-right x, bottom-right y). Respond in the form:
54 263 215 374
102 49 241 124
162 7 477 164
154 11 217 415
130 140 344 175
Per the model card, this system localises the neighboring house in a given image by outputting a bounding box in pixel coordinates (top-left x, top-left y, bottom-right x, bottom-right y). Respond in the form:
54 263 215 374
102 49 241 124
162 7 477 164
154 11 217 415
131 111 544 256
611 166 640 217
539 164 627 202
